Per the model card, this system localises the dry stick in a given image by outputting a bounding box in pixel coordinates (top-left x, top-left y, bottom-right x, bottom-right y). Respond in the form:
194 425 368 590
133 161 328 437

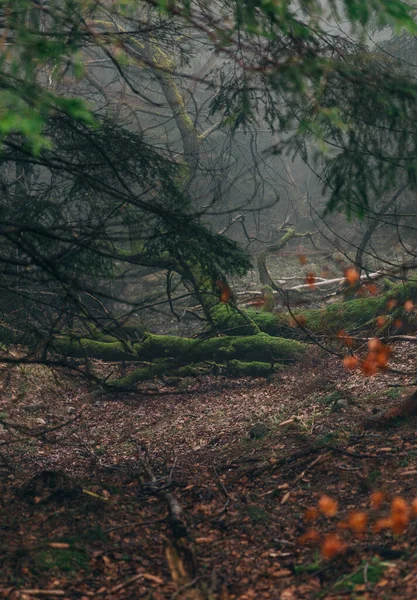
137 455 206 599
104 518 166 533
0 410 84 448
170 577 201 600
138 455 186 539
106 573 144 595
18 591 65 597
211 466 230 519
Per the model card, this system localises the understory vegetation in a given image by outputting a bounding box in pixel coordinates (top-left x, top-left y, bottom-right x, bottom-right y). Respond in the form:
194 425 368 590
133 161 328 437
4 0 417 598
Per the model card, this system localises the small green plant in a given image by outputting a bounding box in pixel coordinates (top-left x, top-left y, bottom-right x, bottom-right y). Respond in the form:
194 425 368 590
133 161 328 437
334 557 388 590
294 550 323 574
318 391 342 406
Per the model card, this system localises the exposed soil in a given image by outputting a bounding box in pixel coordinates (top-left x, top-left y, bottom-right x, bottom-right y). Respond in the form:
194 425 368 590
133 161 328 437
1 340 417 599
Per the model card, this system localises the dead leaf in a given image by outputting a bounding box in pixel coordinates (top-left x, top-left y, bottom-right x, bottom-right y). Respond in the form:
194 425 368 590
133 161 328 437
281 491 290 504
142 573 164 585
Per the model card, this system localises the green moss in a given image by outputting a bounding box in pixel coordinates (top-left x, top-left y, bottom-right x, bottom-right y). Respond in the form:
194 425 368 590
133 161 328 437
53 336 136 361
33 547 88 573
108 333 304 388
246 278 417 335
227 359 278 377
261 285 275 312
210 303 260 335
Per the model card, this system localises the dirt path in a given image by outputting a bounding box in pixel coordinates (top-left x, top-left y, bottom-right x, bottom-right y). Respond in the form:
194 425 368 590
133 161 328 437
1 344 417 599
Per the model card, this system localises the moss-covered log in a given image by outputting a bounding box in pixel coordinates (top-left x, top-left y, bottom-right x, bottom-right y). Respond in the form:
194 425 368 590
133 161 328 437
52 332 305 363
211 279 417 338
109 359 281 389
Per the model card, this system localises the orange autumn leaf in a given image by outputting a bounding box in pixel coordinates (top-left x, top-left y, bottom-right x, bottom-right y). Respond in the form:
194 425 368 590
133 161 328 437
391 497 409 515
386 299 398 311
373 517 393 533
391 513 409 535
304 507 319 522
216 280 231 303
299 529 320 544
368 337 383 352
390 497 410 534
298 254 308 265
347 511 368 534
305 272 316 289
376 315 387 329
344 267 360 286
404 299 414 312
337 330 353 347
394 319 403 328
296 314 307 327
343 355 359 370
375 348 391 369
365 283 378 296
321 534 347 560
318 495 338 517
290 314 307 328
362 355 378 376
370 491 385 510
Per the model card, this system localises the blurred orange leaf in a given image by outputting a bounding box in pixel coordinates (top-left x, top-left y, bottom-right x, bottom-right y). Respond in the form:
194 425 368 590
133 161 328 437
368 337 382 352
318 495 338 517
376 316 387 329
370 491 385 510
216 280 231 303
362 355 378 376
304 508 319 522
290 314 307 328
337 330 353 347
373 517 393 533
394 319 403 328
390 497 410 535
299 529 320 545
321 534 346 560
404 299 414 312
298 254 308 265
365 283 378 296
386 299 398 311
305 272 316 289
345 267 360 286
343 355 359 370
347 511 368 534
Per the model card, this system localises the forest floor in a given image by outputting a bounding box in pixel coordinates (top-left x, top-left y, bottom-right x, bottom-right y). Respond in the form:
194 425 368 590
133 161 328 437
1 341 417 600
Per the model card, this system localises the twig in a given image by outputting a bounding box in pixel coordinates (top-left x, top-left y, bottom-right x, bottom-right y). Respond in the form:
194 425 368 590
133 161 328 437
326 445 374 459
106 573 144 594
104 518 166 533
170 577 201 600
18 591 65 597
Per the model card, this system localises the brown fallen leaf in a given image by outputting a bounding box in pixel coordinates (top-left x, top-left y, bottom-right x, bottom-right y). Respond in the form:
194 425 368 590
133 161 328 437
270 569 293 578
281 491 290 504
143 573 164 585
48 543 70 549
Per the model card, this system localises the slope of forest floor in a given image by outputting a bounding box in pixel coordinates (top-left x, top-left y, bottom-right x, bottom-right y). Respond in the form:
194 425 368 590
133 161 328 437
1 343 417 599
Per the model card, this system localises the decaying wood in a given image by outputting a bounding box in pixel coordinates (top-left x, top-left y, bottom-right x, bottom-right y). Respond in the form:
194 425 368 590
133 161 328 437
364 389 417 429
138 456 207 599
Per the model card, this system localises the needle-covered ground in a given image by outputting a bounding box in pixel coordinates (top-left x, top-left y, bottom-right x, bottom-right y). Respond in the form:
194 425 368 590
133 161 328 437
1 342 417 599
